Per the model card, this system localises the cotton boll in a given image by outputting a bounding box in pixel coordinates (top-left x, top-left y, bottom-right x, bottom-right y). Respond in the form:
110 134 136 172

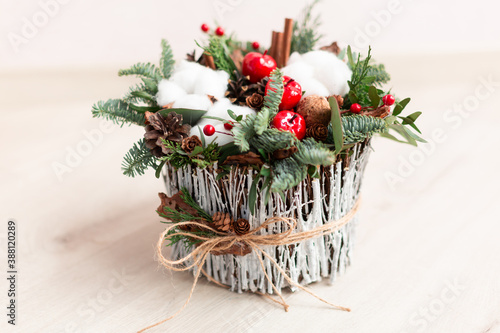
171 61 206 93
281 61 314 84
194 68 230 98
172 94 213 111
156 80 187 106
206 98 234 120
299 78 330 97
227 104 255 119
286 52 303 65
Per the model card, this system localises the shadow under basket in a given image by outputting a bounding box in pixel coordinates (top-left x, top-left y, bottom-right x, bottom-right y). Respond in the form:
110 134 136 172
162 140 372 294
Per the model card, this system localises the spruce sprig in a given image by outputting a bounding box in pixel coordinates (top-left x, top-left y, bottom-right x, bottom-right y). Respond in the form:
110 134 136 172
91 99 145 126
253 69 284 135
118 62 163 81
121 139 158 177
290 0 323 54
159 39 175 79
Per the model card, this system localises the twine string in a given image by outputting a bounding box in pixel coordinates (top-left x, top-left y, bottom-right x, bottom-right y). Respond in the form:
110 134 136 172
138 198 361 333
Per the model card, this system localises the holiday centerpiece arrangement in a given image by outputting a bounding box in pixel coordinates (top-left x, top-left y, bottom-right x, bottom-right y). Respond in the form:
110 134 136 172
92 2 424 329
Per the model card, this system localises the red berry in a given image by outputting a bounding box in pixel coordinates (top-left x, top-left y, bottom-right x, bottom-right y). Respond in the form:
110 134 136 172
224 121 234 130
350 103 362 113
265 75 302 110
215 27 224 36
201 23 209 32
271 111 306 140
382 94 395 106
252 41 260 50
242 51 277 83
203 124 215 136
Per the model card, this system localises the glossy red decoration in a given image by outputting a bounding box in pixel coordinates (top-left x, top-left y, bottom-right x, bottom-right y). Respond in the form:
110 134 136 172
382 94 395 106
350 103 362 113
203 124 215 136
201 23 209 33
271 110 306 140
242 51 277 83
265 75 302 110
215 27 224 36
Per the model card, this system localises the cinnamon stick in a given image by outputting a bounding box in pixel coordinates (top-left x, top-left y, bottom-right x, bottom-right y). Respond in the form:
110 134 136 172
269 31 279 60
275 32 284 67
203 53 216 70
282 18 294 67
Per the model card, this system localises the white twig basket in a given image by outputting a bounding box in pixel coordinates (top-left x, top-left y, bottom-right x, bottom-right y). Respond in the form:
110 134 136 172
162 141 371 294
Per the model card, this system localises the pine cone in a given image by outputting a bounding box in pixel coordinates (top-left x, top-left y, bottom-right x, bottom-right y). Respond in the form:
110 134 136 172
212 212 233 232
329 94 344 109
320 41 341 55
225 71 267 106
144 111 191 157
246 93 264 110
233 218 250 235
305 123 328 142
181 135 202 153
272 146 298 160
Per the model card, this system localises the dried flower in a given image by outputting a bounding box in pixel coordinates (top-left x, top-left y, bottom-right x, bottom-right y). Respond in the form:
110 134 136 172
246 93 264 110
305 123 328 142
181 135 202 153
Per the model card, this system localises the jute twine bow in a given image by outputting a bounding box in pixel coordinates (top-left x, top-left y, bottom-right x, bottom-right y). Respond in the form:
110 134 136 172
138 198 361 333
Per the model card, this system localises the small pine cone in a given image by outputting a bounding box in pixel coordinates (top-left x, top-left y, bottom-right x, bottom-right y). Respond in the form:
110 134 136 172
305 123 328 142
181 135 202 153
246 93 264 110
272 146 298 160
233 218 250 235
330 94 344 108
212 212 233 232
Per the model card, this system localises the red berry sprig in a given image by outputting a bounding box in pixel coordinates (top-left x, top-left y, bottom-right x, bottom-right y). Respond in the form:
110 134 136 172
350 103 362 114
252 41 260 50
215 27 224 36
203 124 215 136
201 23 209 33
382 94 395 106
224 121 234 130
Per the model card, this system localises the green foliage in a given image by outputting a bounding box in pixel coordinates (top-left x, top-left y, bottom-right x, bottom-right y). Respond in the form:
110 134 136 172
294 138 336 166
91 99 145 126
271 158 307 192
254 69 284 134
233 113 256 152
160 139 220 170
366 64 390 86
121 139 158 177
346 46 373 105
199 36 237 80
118 62 163 81
160 39 175 79
329 96 344 153
341 115 388 144
249 128 297 153
291 0 323 54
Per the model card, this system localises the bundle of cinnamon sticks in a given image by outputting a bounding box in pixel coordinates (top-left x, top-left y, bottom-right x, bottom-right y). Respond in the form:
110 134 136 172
269 18 294 68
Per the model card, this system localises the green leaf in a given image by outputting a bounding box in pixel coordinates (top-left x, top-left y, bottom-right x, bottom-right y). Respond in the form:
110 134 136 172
329 96 344 153
378 132 411 144
129 104 161 113
227 109 239 121
400 111 422 125
155 159 166 178
368 86 380 108
402 124 427 143
388 123 417 146
249 175 259 215
188 146 204 156
393 97 411 116
347 46 354 68
198 127 206 147
307 165 320 178
217 142 240 164
158 108 207 126
130 90 155 102
202 115 228 123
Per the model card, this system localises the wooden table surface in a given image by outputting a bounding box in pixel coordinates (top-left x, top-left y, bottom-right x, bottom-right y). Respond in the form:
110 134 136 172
1 52 500 333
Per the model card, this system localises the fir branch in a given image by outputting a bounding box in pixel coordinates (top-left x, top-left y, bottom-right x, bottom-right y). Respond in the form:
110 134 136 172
290 0 323 54
121 139 158 177
249 128 297 153
366 63 390 86
233 113 256 152
328 115 387 145
178 187 213 221
123 83 158 105
200 36 237 79
118 62 163 81
91 99 145 126
293 138 336 165
253 69 284 135
159 39 175 79
271 157 307 192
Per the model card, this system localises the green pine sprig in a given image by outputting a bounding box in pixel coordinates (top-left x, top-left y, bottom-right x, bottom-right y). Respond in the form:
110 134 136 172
91 99 145 127
121 139 158 177
290 0 323 54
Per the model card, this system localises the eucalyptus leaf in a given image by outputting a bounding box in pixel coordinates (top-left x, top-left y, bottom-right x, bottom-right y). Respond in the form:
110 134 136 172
393 97 411 116
129 104 161 113
368 86 380 108
130 91 155 101
329 96 344 153
249 175 259 215
155 159 166 178
388 124 417 146
158 108 207 126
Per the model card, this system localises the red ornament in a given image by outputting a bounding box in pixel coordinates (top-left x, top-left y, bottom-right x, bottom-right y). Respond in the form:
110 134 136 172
265 75 302 110
215 27 224 36
350 103 362 113
242 51 277 83
201 23 209 33
271 110 306 140
224 121 234 130
252 41 260 50
382 94 395 106
203 124 215 136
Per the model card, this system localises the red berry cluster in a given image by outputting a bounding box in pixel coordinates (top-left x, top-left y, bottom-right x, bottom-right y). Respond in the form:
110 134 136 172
200 23 224 36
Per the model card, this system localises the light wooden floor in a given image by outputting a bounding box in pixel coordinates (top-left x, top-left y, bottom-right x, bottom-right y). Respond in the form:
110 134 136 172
1 52 500 333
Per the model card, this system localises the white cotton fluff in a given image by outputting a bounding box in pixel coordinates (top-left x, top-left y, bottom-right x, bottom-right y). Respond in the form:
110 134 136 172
206 98 234 120
170 61 206 93
299 78 330 97
301 50 352 96
281 61 314 83
172 94 213 111
286 52 303 65
156 80 187 106
193 68 230 98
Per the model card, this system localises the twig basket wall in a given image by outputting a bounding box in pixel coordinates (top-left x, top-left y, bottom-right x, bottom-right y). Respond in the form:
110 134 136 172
162 141 371 294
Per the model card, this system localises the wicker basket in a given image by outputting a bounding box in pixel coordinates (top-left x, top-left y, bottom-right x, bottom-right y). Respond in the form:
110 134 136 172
162 141 371 294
